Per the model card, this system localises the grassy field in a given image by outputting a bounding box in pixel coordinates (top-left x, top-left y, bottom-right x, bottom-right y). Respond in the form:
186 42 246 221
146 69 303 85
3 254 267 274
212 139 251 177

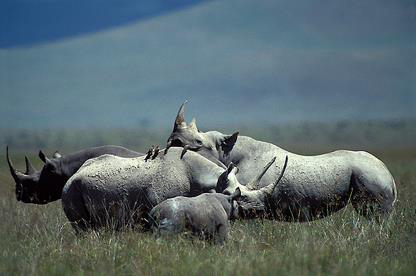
0 148 415 275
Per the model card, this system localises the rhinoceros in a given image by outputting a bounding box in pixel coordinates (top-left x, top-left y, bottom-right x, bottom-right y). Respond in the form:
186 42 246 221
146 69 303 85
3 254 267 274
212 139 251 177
6 146 142 204
61 146 276 231
165 102 397 221
149 190 241 244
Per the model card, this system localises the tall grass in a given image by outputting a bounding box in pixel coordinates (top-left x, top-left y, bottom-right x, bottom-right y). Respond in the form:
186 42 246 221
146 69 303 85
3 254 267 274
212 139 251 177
0 150 415 275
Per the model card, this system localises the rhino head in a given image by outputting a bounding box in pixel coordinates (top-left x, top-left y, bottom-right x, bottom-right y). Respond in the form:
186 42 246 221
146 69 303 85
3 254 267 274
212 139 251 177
6 147 65 204
216 156 288 218
165 101 239 167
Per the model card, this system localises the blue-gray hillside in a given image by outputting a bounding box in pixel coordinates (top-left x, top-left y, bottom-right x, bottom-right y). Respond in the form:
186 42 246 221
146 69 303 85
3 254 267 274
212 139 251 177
0 0 415 129
0 0 207 48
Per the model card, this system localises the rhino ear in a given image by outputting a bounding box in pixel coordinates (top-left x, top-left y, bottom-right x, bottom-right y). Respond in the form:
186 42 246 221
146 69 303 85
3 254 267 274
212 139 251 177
216 165 234 192
229 187 241 202
39 150 48 163
174 100 188 130
226 162 238 175
53 151 62 159
222 132 239 147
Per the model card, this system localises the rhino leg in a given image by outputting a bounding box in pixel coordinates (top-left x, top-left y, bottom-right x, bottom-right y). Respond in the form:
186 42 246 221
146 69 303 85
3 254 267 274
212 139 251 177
214 223 228 245
62 179 93 232
62 201 91 233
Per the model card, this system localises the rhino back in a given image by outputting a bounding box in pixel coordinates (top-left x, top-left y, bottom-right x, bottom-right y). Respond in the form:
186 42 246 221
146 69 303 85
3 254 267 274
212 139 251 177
150 194 229 238
231 136 353 192
272 152 353 204
63 152 191 214
229 135 288 185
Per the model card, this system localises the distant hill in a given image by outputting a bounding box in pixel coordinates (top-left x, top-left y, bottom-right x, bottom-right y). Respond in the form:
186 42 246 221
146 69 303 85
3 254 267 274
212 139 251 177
0 0 415 129
0 0 208 47
2 120 415 153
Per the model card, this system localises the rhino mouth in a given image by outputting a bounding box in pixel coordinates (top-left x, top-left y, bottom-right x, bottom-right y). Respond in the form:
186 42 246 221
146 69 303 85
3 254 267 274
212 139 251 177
16 185 23 201
165 137 202 155
170 138 184 147
238 205 266 219
171 138 201 150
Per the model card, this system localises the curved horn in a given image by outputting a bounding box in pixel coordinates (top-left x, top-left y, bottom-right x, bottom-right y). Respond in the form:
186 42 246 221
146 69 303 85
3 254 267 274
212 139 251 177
24 156 36 175
246 156 276 190
6 146 21 183
164 139 172 155
174 100 188 130
180 145 189 159
262 155 289 195
227 162 238 175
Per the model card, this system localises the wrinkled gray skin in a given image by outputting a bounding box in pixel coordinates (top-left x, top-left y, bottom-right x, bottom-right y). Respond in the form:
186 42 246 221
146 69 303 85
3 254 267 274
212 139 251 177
6 146 142 204
62 145 279 232
166 102 397 221
217 156 288 220
149 190 241 244
62 147 227 231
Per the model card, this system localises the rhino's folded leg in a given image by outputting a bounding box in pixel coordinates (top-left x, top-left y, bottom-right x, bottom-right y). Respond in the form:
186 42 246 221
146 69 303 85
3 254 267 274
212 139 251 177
214 223 228 245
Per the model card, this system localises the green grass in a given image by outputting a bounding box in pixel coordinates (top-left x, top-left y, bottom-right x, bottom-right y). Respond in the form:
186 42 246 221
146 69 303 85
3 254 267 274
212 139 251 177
0 149 415 275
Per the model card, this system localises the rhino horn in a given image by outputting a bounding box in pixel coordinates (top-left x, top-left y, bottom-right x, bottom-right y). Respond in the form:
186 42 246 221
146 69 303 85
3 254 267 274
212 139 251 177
226 162 239 175
174 100 188 130
229 187 241 202
24 156 36 175
261 155 288 195
247 157 276 190
180 145 189 159
164 139 172 155
6 146 24 183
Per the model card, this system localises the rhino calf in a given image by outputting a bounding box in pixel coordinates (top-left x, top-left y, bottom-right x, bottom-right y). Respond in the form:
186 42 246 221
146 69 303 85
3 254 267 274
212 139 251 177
149 191 240 244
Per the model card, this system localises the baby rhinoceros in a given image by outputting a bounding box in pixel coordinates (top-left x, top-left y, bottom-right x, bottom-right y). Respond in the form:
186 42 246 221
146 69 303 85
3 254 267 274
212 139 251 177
149 190 241 244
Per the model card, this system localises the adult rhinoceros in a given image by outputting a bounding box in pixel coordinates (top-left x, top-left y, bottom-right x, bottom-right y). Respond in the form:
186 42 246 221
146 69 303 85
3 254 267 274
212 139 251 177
61 147 279 232
148 156 287 243
164 102 397 221
6 146 142 204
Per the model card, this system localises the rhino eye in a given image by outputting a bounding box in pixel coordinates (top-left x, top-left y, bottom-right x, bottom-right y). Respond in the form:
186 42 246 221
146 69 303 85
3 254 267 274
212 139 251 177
195 139 202 145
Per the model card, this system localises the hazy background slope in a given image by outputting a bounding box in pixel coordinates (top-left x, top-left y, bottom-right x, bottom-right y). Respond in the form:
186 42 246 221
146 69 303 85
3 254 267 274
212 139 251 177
0 0 415 129
1 3 416 275
0 0 208 47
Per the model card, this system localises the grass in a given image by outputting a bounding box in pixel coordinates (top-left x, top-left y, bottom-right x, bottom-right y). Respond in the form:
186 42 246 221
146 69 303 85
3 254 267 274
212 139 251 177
0 149 415 275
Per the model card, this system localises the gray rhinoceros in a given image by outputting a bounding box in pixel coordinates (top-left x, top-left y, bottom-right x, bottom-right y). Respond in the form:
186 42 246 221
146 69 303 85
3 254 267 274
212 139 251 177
149 190 241 244
165 102 397 221
61 146 278 232
6 146 142 204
